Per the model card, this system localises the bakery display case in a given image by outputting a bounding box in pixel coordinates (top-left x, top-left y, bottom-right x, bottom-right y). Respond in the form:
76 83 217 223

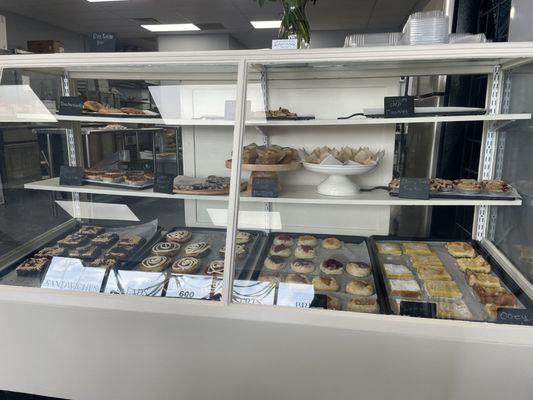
0 44 533 399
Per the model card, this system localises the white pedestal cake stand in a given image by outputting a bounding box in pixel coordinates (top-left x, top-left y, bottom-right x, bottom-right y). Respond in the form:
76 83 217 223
302 162 378 196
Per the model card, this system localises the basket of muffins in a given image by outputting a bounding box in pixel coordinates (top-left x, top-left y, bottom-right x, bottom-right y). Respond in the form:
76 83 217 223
256 233 384 314
82 168 155 190
388 178 519 200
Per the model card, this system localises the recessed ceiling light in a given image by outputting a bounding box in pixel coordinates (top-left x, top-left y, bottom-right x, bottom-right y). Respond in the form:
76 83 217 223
251 20 281 29
141 24 200 32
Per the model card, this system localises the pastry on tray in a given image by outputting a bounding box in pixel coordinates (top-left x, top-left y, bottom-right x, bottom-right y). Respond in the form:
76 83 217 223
474 285 516 306
106 246 134 261
482 180 512 193
312 276 340 292
388 178 400 191
185 242 211 258
377 242 402 256
465 270 501 288
117 235 145 248
68 246 101 260
320 258 344 275
294 245 316 259
16 258 49 276
273 234 293 247
430 178 453 192
297 235 317 247
264 256 287 271
83 168 105 181
402 242 433 256
346 280 374 296
206 260 224 277
120 107 145 115
388 279 421 298
83 100 104 112
258 272 284 284
172 257 200 274
166 230 192 244
410 254 444 269
302 146 381 166
453 179 482 193
219 244 246 259
91 233 119 248
291 259 315 274
417 266 452 281
321 237 342 250
173 175 231 192
77 226 105 238
89 258 117 269
236 231 252 244
346 262 371 278
425 280 462 300
285 273 310 284
102 170 124 183
124 174 149 186
446 241 476 258
269 244 291 258
57 233 89 248
346 297 379 313
325 295 342 311
436 301 473 320
140 255 170 272
384 264 414 280
151 242 180 257
34 247 68 258
456 255 491 273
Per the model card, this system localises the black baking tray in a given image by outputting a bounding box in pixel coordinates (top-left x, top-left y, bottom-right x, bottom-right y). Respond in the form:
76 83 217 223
250 232 389 313
0 221 162 290
82 178 154 191
368 236 533 318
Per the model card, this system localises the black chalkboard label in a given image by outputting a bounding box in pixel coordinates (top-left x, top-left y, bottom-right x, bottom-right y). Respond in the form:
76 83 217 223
154 173 174 194
384 96 415 118
90 32 116 52
252 177 279 198
59 166 83 186
496 308 533 326
58 96 83 116
399 177 430 200
400 301 436 318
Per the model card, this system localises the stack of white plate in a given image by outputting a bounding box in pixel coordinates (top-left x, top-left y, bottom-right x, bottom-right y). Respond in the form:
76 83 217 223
403 11 449 45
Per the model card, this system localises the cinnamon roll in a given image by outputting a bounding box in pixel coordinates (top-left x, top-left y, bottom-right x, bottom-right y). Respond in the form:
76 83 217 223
172 257 200 274
151 242 180 257
185 242 210 258
140 256 170 272
166 230 192 244
206 260 224 277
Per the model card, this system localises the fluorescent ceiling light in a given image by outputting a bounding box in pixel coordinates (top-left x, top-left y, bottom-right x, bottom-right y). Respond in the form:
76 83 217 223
251 20 281 29
141 24 200 32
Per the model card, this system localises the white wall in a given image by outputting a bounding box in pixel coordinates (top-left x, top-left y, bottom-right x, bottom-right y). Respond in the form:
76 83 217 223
0 9 86 52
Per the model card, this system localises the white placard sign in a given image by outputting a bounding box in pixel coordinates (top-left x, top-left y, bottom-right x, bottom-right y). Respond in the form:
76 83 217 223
41 257 106 293
272 39 298 50
232 280 276 305
276 282 315 308
166 275 214 300
105 270 166 296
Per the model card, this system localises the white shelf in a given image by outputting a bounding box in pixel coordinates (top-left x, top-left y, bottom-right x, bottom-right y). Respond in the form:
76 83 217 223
248 113 531 127
24 179 522 207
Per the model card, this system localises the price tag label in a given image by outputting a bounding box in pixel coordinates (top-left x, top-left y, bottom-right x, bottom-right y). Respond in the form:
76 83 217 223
384 96 415 118
104 270 165 296
272 39 298 50
496 308 533 326
58 96 83 116
154 173 174 194
232 280 275 305
90 32 116 52
252 177 279 198
166 275 214 300
398 177 430 200
59 165 84 186
400 301 436 318
277 282 315 308
41 257 105 293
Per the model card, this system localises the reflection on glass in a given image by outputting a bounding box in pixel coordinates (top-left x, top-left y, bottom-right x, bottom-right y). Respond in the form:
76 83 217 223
105 270 166 296
41 256 106 293
207 208 282 230
166 274 217 300
0 85 57 122
55 201 140 221
232 280 276 305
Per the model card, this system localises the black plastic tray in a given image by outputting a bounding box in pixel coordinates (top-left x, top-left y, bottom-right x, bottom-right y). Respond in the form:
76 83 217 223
82 178 153 191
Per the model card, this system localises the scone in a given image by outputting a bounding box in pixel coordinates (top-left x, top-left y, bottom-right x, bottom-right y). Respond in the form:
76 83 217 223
312 276 339 292
273 234 293 247
345 280 374 296
285 273 310 284
347 298 379 313
377 242 402 256
425 280 462 300
320 258 344 275
264 256 287 271
417 266 451 281
269 244 291 258
456 255 490 273
384 264 414 280
346 262 371 278
447 241 476 258
294 245 316 259
321 237 342 250
388 279 421 298
402 242 432 256
465 270 500 288
291 259 315 273
436 301 473 320
297 235 317 247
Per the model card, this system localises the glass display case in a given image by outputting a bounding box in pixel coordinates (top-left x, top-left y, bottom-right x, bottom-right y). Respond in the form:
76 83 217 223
0 45 532 327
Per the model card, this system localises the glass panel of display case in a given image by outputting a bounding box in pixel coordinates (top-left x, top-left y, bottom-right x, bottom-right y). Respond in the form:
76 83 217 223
0 62 240 302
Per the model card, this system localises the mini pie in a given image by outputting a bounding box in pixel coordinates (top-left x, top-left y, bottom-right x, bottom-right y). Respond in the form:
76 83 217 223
465 270 500 288
417 266 451 281
377 242 402 256
436 301 473 320
346 262 371 278
297 235 317 247
402 242 433 256
291 259 315 274
346 298 379 313
326 295 342 311
273 234 293 247
264 256 287 271
345 280 374 296
312 276 340 292
285 273 310 285
321 237 342 250
446 241 476 258
384 264 414 280
320 258 344 275
425 280 462 300
269 244 291 258
294 245 316 259
456 255 490 273
388 279 421 298
454 179 482 192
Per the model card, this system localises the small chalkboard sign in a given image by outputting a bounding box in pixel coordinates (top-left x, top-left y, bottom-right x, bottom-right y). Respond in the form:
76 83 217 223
496 308 533 326
59 166 83 186
252 177 279 198
58 96 83 116
153 173 174 194
90 32 116 52
399 177 430 200
400 301 436 318
384 96 415 118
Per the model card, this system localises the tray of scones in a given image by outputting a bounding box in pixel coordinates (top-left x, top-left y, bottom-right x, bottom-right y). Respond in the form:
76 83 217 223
371 238 527 322
254 233 386 313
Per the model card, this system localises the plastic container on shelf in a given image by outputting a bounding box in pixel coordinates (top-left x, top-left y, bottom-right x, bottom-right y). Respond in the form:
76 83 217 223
448 33 487 44
344 32 402 48
402 10 449 45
